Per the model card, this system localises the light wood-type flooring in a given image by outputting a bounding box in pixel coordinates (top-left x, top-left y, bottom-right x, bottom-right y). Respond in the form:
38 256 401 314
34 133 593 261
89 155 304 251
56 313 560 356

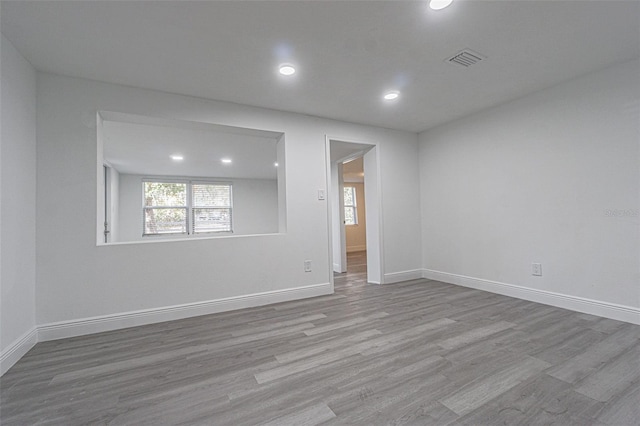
1 251 639 425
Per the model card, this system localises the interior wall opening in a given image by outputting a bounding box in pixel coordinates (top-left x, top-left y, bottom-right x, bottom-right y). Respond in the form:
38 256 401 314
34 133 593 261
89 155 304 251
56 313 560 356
97 112 286 245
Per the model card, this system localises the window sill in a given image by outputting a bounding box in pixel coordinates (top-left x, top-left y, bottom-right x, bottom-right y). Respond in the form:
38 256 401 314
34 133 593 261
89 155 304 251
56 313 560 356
98 232 285 247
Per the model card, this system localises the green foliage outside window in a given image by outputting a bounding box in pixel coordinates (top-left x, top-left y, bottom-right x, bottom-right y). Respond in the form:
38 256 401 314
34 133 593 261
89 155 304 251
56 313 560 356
143 181 232 235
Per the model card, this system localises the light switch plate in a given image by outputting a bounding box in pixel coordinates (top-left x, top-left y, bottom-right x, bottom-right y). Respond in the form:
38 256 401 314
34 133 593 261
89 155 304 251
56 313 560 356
532 263 542 276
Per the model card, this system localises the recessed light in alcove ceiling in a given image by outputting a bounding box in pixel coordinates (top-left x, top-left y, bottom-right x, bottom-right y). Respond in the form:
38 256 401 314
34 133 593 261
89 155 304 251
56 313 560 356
384 91 400 101
430 0 453 11
278 64 296 76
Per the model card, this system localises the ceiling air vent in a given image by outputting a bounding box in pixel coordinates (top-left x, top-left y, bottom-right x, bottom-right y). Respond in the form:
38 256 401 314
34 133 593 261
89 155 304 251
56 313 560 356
446 49 485 68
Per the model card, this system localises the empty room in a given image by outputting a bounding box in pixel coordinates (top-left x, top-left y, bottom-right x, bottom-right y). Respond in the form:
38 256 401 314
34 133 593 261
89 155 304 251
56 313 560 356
1 1 638 425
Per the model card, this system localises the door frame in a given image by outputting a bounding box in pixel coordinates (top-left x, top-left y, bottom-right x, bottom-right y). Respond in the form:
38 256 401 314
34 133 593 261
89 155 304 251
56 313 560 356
325 136 385 289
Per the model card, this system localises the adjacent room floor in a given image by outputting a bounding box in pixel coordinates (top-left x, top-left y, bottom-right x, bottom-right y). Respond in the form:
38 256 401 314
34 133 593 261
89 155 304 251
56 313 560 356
1 252 639 425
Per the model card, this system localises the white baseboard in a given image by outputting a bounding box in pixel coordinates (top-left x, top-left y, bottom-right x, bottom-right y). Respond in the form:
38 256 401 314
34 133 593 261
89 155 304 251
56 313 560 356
347 245 367 253
38 282 332 342
384 269 424 284
422 269 640 325
1 327 38 376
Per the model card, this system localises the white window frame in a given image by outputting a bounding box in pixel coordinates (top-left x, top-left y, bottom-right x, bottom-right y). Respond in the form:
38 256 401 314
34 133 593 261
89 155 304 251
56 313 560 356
343 185 358 226
190 180 233 235
142 179 233 237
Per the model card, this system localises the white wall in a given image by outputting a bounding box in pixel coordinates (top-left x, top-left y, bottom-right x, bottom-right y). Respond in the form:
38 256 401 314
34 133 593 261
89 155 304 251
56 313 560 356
117 174 278 241
35 73 421 327
419 60 640 319
232 178 278 235
0 35 37 372
345 182 367 252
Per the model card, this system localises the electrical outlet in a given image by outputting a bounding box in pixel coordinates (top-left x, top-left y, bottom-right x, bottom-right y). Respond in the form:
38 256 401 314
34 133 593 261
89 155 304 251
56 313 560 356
304 260 312 272
532 263 542 276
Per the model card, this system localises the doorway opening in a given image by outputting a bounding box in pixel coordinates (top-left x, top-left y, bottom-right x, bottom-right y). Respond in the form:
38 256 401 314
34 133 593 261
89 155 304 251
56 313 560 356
333 250 368 291
326 138 383 291
342 157 367 286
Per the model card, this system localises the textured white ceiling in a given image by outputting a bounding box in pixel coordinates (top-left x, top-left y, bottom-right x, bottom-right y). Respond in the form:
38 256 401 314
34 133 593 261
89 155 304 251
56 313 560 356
2 1 639 132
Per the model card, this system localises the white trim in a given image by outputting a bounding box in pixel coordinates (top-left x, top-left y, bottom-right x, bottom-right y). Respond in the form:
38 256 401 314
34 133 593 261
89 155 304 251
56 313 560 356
363 145 384 284
38 283 332 342
384 269 424 284
325 137 337 286
346 245 367 253
325 136 383 285
422 269 640 325
1 327 38 376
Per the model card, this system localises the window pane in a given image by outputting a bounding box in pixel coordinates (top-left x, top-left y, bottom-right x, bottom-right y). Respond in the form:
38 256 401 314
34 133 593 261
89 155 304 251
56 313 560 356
193 208 232 233
345 206 355 225
343 187 354 206
344 187 357 225
144 182 186 207
144 208 187 234
192 184 231 207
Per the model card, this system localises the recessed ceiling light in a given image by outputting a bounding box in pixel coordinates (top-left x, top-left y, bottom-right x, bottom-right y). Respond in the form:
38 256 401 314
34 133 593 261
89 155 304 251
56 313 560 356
383 91 400 101
221 158 232 164
279 64 296 76
170 155 183 161
274 162 279 167
429 0 453 11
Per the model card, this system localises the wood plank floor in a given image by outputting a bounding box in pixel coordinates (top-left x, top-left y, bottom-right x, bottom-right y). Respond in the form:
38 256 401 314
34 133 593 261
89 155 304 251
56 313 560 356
2 251 639 425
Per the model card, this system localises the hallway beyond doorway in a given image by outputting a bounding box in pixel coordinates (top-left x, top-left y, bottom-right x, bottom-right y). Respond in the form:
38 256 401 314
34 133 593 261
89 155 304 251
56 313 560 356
334 250 367 290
